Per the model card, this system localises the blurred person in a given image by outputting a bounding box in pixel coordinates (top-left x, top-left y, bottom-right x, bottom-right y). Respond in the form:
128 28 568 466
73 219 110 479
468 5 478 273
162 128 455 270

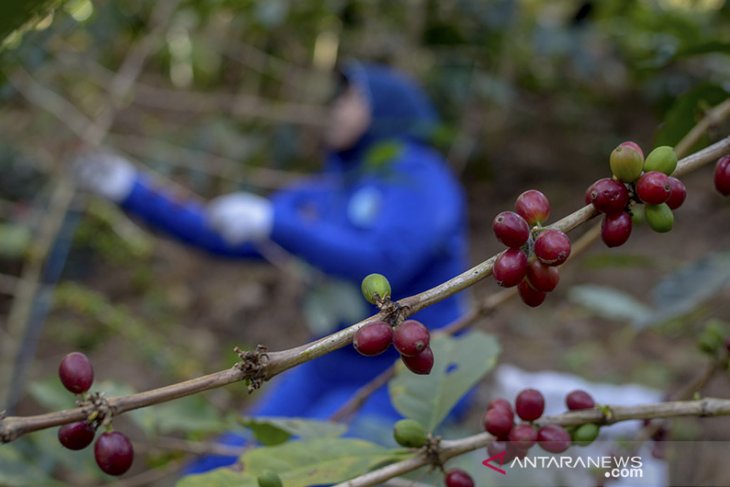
74 61 470 472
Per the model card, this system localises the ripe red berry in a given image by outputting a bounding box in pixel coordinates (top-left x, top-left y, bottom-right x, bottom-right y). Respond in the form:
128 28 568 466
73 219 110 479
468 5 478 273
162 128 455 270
518 280 546 307
444 468 474 487
515 388 545 421
537 424 571 454
58 421 96 450
515 190 551 226
665 177 686 210
508 423 538 450
714 155 730 196
487 398 514 415
588 178 630 214
566 390 596 410
493 248 528 287
601 212 632 248
534 230 571 266
492 211 530 248
94 431 134 476
393 320 430 357
59 352 94 394
353 321 393 356
401 346 434 375
484 407 514 440
636 171 671 205
620 141 644 159
525 260 559 292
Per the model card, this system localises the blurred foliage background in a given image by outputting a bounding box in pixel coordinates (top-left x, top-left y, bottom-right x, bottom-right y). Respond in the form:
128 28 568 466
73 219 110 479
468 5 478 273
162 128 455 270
1 0 730 485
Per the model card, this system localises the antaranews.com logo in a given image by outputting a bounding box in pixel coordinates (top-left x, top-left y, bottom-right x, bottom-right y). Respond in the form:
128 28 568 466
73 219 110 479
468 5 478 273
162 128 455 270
483 450 643 480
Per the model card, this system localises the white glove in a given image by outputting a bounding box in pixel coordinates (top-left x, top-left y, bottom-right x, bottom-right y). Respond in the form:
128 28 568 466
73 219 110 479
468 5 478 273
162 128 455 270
73 150 136 202
206 192 274 245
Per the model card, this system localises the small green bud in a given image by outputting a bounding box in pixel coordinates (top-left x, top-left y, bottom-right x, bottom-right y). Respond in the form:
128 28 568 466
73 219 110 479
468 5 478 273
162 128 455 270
361 273 391 305
572 423 600 447
393 419 428 448
644 146 678 176
645 203 674 233
257 470 283 487
609 143 644 183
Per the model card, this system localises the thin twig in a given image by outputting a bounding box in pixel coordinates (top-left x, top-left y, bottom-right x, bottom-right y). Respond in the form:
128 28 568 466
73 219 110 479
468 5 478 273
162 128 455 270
675 98 730 158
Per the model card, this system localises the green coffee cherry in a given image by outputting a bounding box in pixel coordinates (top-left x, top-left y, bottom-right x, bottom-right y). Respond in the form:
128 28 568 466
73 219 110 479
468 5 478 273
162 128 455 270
572 423 600 446
644 146 678 176
645 203 673 233
610 144 644 183
393 419 428 448
698 320 727 355
361 273 391 305
257 471 283 487
630 203 645 226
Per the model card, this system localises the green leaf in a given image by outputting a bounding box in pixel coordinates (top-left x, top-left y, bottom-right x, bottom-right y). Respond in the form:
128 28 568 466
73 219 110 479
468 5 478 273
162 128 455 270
138 395 231 434
655 84 729 150
243 437 402 487
389 331 500 432
0 443 64 487
567 285 653 325
240 417 347 446
177 469 258 487
0 0 67 44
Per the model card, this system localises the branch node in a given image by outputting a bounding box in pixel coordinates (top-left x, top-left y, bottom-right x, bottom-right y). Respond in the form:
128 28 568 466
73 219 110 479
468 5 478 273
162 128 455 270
423 435 444 471
234 344 270 393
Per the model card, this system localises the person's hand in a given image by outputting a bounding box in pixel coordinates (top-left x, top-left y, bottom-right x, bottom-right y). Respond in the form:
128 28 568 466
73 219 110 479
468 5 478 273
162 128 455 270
206 192 273 245
73 150 136 202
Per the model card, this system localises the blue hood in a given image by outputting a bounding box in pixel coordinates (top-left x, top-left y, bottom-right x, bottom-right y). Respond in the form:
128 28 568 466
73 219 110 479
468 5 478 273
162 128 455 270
334 62 439 163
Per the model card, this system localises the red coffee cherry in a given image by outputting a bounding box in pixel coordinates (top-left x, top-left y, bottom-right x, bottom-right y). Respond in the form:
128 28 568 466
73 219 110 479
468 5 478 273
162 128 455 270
487 398 514 416
59 352 94 394
493 249 528 287
353 321 393 356
401 347 434 375
534 230 571 266
537 424 571 453
508 423 538 450
601 212 632 248
518 280 546 307
492 211 530 248
444 468 474 487
525 260 559 292
566 389 596 410
515 190 551 226
665 177 686 210
714 155 730 196
484 407 514 440
58 421 96 450
393 320 430 357
636 171 671 205
94 431 134 476
588 178 630 214
515 388 545 421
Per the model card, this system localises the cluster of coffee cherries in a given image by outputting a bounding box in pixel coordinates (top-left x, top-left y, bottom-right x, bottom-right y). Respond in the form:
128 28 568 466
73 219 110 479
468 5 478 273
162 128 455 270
492 190 570 307
587 142 686 248
57 352 134 476
716 155 730 196
483 388 601 461
353 274 433 374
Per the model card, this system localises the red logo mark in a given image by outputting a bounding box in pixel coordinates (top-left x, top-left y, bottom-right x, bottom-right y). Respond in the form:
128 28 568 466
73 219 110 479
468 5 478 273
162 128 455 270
482 450 507 475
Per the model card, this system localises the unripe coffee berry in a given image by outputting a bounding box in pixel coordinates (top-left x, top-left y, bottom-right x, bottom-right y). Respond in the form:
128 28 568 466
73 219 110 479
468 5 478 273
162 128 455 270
644 146 677 176
353 321 393 356
393 320 430 357
58 421 96 450
493 248 528 287
715 155 730 196
537 424 571 453
636 171 672 205
515 388 545 421
534 230 571 266
518 280 546 307
509 423 538 450
361 273 391 305
645 203 674 233
444 468 474 487
484 407 514 440
492 211 530 248
601 212 632 248
258 471 283 487
59 352 94 394
588 178 630 214
401 347 434 375
94 431 134 476
565 390 595 410
526 260 560 292
515 190 551 226
665 177 686 210
610 142 644 182
572 423 600 447
393 419 428 448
